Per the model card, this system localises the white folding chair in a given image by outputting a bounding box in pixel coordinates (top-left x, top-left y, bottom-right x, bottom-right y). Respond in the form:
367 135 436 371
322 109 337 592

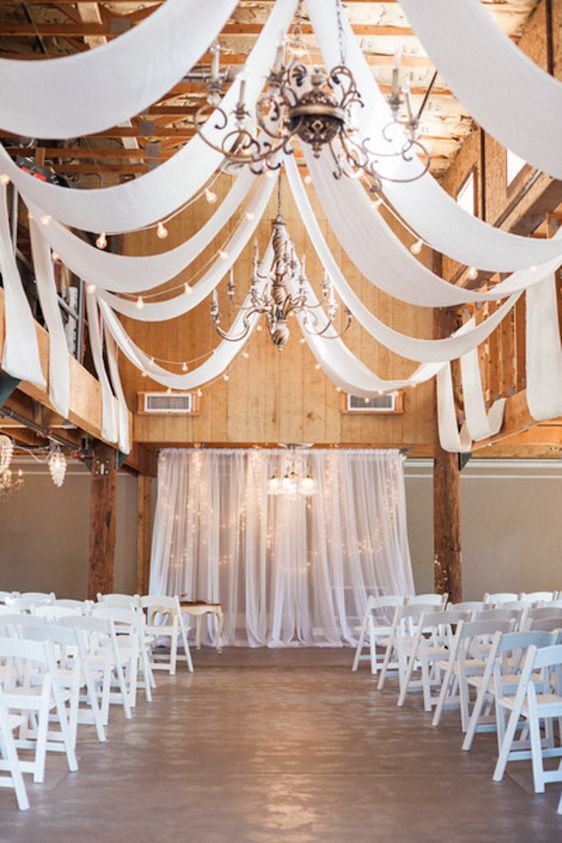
483 592 519 607
406 593 448 609
0 685 28 810
524 607 562 631
53 599 90 612
462 629 557 752
140 595 193 675
432 619 514 730
0 637 77 784
19 592 55 605
92 606 152 706
521 592 556 605
352 595 405 674
377 604 443 691
448 601 485 614
31 605 84 622
97 594 141 609
493 644 562 794
397 610 472 711
59 615 131 725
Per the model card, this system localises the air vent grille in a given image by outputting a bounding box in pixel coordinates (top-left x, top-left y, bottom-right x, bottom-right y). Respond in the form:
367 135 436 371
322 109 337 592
137 392 199 415
341 392 404 414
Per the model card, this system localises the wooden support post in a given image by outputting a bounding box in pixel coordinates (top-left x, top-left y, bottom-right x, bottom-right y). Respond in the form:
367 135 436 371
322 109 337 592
88 442 117 599
433 444 462 602
136 475 152 596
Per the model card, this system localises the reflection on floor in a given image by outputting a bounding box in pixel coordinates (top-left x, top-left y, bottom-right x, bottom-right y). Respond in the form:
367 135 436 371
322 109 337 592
2 647 562 842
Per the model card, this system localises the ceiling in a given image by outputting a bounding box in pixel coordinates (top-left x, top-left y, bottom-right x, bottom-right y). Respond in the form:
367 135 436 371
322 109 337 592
0 0 542 186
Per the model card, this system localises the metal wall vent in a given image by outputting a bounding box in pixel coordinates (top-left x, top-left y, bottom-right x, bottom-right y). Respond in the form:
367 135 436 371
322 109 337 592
342 392 404 414
137 392 199 415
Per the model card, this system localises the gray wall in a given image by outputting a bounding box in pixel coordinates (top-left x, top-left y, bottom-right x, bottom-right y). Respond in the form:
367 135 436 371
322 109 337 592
1 457 561 601
405 459 562 599
0 459 138 599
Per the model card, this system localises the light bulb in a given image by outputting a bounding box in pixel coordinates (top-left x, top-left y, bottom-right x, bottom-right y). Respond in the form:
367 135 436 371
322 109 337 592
184 283 192 295
166 387 172 395
141 370 147 378
303 174 312 185
256 325 263 332
181 362 188 372
315 363 321 371
197 388 203 397
242 351 249 359
218 250 230 260
135 296 145 310
96 232 107 250
245 211 255 221
0 174 10 186
205 188 217 204
27 212 34 221
40 213 51 226
467 266 478 281
336 386 342 392
300 337 306 344
530 265 537 272
265 169 276 179
223 374 230 382
410 239 423 255
371 197 383 210
157 222 168 239
86 283 96 294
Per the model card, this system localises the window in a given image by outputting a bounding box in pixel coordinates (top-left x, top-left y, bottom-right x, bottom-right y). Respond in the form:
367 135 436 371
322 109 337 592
456 171 476 216
507 149 526 186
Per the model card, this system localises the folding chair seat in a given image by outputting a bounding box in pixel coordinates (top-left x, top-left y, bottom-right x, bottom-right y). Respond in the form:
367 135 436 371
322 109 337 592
397 610 472 711
462 629 557 752
432 619 514 730
0 636 77 784
493 644 562 794
351 595 404 674
0 686 28 810
91 606 152 707
140 595 193 675
59 615 131 725
377 604 444 691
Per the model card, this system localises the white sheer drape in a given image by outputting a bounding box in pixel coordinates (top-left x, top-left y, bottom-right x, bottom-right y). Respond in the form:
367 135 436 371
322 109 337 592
150 448 414 647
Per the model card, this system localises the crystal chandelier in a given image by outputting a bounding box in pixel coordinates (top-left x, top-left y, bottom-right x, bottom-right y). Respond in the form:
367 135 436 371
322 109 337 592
0 434 14 473
211 178 351 350
195 1 431 191
48 446 67 488
268 449 316 497
0 467 24 502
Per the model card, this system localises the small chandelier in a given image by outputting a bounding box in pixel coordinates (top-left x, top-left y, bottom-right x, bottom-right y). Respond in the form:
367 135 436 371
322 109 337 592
0 434 14 473
195 2 431 191
0 467 24 502
48 446 67 488
268 449 316 497
211 178 351 350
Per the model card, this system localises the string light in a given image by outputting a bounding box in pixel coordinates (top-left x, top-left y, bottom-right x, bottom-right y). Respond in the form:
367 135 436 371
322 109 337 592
245 211 255 221
371 197 383 210
242 351 249 359
135 296 145 310
315 363 321 370
467 266 478 281
48 446 67 488
181 362 189 372
156 222 168 239
218 250 230 260
223 374 230 382
96 232 107 250
303 174 313 185
205 188 217 204
184 283 192 295
86 283 96 294
197 389 203 397
410 239 423 255
40 213 51 226
0 174 10 186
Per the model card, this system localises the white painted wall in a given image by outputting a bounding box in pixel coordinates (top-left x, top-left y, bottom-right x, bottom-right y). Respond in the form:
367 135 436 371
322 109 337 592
405 459 562 599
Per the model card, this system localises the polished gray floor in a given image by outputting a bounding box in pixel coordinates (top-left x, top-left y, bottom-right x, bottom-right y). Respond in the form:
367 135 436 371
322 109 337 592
2 648 562 842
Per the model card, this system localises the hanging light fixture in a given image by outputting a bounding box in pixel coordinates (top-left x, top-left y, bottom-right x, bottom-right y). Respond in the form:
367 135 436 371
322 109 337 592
0 467 24 502
48 446 67 488
211 177 351 350
267 447 317 497
195 1 431 191
0 434 14 474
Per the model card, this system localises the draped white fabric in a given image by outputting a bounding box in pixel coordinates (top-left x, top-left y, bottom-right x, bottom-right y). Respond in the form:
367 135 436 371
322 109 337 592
0 0 298 233
27 169 256 293
85 294 118 444
400 0 562 180
525 274 562 421
306 0 562 271
150 448 414 647
0 0 237 140
0 185 45 387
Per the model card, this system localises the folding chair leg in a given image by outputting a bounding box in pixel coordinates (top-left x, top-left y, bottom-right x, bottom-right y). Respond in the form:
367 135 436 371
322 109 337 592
377 631 396 691
352 617 367 672
397 644 418 707
493 703 524 782
33 704 50 784
528 711 546 793
421 656 432 712
83 662 106 743
432 660 454 727
170 630 178 676
51 675 78 774
179 622 194 673
463 682 490 751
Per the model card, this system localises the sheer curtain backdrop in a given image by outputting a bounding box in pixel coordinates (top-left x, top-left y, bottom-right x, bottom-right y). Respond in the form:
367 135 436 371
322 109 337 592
150 448 414 647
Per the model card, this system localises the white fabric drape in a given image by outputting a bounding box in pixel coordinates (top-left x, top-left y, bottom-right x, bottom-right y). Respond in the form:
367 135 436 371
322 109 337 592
150 448 414 647
28 219 70 417
0 0 298 234
0 185 45 387
85 294 118 443
27 169 256 293
0 0 237 140
400 0 562 180
305 0 562 272
525 274 562 421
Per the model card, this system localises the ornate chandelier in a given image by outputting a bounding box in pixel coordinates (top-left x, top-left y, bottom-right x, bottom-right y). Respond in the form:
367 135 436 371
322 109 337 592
48 446 67 488
210 179 351 350
195 2 431 191
0 467 24 502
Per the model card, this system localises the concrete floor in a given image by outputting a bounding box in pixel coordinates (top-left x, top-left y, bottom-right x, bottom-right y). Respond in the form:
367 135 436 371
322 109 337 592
2 648 562 842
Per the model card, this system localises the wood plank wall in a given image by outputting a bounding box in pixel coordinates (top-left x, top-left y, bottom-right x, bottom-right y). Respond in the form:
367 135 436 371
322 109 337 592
118 176 435 448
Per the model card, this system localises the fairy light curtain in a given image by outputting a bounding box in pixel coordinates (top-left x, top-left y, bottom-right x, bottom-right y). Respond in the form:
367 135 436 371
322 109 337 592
149 448 414 647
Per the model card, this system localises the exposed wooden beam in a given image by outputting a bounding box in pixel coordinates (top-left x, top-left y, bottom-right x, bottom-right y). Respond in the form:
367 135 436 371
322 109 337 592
88 441 117 599
0 22 415 37
136 474 152 595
